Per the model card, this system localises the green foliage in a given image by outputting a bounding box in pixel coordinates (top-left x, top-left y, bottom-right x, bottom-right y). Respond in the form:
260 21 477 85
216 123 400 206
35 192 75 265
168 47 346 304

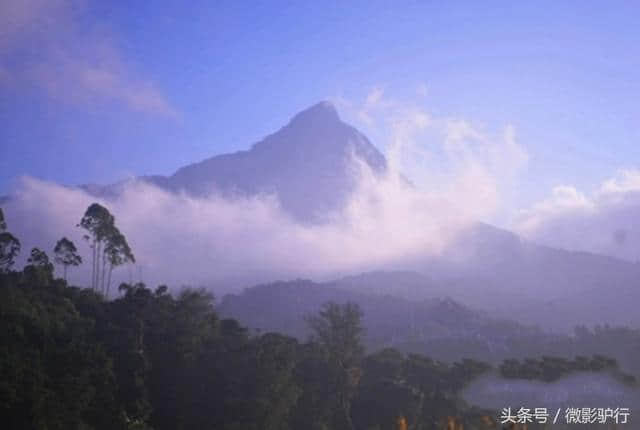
0 269 504 430
3 247 631 430
104 231 135 296
0 207 6 231
78 203 135 295
0 272 123 429
0 232 20 273
24 248 55 286
307 302 365 430
308 301 365 368
54 237 82 281
0 208 20 273
352 349 422 430
79 203 115 241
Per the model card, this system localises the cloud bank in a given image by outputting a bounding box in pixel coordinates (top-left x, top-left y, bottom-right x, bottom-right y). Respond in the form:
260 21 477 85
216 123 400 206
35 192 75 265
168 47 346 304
516 170 640 261
3 171 464 294
336 88 529 223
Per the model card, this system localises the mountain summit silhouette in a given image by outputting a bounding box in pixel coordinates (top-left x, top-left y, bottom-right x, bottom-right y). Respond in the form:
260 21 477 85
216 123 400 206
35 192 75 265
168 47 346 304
104 101 387 222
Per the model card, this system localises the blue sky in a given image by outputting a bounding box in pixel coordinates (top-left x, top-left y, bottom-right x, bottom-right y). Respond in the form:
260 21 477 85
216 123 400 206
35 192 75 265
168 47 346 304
2 0 640 215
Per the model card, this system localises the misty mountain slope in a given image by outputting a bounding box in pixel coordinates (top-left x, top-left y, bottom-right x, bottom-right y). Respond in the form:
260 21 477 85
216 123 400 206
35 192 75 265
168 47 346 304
332 223 640 329
218 279 640 372
218 279 540 354
333 270 443 298
438 222 640 297
443 223 640 324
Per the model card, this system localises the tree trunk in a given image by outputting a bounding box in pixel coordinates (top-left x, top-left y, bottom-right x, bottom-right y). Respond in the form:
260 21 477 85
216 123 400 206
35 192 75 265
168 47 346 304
92 238 97 290
96 241 103 294
101 247 107 295
106 264 114 298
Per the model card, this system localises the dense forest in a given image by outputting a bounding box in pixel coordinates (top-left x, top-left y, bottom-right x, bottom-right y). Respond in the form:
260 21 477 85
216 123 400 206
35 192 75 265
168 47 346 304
0 205 637 429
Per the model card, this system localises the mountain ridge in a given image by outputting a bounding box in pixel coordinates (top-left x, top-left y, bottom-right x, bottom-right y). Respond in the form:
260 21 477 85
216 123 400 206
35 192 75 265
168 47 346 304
84 101 387 222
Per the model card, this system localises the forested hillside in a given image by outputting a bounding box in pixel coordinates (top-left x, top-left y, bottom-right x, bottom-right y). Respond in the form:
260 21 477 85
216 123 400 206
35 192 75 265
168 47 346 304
1 265 501 429
220 280 640 377
5 267 637 429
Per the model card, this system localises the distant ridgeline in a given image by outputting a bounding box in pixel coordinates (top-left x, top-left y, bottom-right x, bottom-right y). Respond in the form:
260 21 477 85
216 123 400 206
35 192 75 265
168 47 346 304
219 278 640 378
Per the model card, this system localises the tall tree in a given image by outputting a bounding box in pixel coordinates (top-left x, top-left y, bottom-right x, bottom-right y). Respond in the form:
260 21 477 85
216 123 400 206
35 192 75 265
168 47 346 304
78 203 134 295
307 302 364 430
0 232 20 273
0 207 21 273
78 203 114 291
0 207 6 231
25 248 55 284
27 248 51 267
104 229 135 297
53 237 83 281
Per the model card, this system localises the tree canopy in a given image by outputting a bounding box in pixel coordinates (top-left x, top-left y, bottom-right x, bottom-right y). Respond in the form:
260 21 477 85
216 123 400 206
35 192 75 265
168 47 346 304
54 237 83 281
78 203 135 296
0 207 21 273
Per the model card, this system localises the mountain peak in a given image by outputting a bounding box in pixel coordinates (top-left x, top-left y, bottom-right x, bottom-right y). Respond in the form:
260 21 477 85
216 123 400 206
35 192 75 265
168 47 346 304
90 100 385 223
289 101 340 126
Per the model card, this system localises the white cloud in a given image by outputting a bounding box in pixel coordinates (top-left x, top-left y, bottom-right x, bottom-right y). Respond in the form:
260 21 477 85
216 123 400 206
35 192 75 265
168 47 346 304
599 169 640 195
348 86 388 126
3 169 469 294
335 89 529 224
0 0 176 117
516 170 640 261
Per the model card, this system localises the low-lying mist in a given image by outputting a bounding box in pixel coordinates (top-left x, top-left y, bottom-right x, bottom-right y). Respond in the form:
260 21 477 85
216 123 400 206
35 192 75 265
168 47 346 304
462 372 640 411
4 171 464 293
